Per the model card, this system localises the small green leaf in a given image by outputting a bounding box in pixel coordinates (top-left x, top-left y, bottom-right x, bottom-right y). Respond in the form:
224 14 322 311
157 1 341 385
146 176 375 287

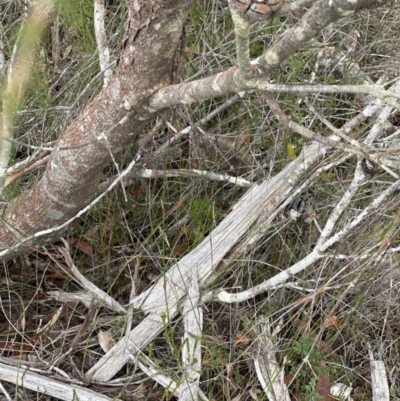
287 142 297 160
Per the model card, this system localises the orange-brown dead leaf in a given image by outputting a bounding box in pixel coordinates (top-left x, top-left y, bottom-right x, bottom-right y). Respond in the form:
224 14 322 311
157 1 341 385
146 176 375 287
316 374 332 401
316 361 333 401
172 237 190 257
68 237 93 256
130 182 143 198
325 315 339 328
233 332 250 348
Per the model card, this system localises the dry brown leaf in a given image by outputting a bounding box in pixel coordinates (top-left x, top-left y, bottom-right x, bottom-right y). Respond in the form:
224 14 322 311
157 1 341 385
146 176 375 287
233 332 250 348
325 316 339 329
316 361 333 401
98 330 116 352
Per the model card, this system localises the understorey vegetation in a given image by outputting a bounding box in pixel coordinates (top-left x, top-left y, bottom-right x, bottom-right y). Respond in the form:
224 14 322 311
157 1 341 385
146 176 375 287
0 0 399 400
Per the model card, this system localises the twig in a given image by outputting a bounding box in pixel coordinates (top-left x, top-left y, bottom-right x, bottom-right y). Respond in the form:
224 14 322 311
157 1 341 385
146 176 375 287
253 317 290 401
56 239 127 314
229 2 252 81
0 150 142 258
265 82 400 110
129 168 252 187
217 175 400 303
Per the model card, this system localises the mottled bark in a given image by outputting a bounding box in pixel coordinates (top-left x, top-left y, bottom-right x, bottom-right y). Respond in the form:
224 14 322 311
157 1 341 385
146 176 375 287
0 0 193 253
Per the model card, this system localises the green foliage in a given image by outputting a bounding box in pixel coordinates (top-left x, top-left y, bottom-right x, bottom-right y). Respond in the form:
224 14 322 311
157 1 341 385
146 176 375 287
287 333 339 400
56 0 96 53
188 196 217 234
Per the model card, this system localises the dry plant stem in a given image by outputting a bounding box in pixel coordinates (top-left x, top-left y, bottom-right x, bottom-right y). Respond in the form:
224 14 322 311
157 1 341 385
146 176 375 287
265 83 400 110
179 273 202 401
94 0 112 86
131 168 252 187
253 317 290 401
0 0 54 193
57 239 127 314
0 151 142 259
218 175 400 303
0 361 114 401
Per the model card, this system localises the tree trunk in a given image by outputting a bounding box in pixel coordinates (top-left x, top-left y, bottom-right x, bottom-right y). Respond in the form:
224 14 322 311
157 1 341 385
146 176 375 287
0 0 193 254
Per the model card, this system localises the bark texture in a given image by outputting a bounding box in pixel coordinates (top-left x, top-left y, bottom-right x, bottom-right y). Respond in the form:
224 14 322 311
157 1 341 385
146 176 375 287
0 0 193 253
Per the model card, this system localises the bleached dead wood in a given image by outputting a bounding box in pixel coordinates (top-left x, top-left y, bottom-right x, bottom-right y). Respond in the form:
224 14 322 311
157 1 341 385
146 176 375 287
48 290 96 308
86 138 329 381
371 360 389 401
179 273 202 401
58 240 127 314
369 349 390 401
134 354 209 401
0 362 115 401
86 87 389 381
253 318 290 401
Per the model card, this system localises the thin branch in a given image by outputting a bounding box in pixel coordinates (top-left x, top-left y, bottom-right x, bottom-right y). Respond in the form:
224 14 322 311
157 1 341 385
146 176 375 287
229 2 252 80
129 168 252 187
0 361 114 401
217 177 400 303
94 0 112 86
265 82 400 110
57 239 127 314
0 150 142 258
